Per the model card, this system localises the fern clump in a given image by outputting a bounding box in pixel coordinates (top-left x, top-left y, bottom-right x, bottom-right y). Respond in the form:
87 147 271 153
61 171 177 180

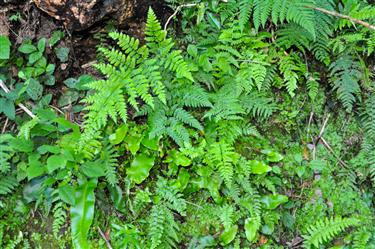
302 216 360 248
81 8 193 145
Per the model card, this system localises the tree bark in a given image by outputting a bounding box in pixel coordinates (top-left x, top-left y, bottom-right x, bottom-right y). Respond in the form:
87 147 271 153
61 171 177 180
33 0 137 31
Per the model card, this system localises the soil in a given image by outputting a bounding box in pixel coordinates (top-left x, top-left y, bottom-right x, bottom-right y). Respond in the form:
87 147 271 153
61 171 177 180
0 0 171 82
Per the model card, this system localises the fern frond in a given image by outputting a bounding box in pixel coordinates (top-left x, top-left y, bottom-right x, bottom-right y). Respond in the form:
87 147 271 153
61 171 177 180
101 144 119 186
52 198 67 238
329 55 362 111
208 142 237 187
173 108 203 131
238 0 253 30
0 135 14 174
240 91 276 119
0 175 18 195
156 178 187 215
302 216 360 248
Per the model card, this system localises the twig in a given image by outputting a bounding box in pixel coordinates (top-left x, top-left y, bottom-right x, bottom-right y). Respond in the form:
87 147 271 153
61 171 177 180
164 3 198 31
305 6 375 31
98 227 113 249
2 118 9 134
0 80 36 118
320 137 348 168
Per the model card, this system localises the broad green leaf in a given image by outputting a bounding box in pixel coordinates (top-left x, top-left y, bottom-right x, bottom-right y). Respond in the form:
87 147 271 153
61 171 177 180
58 184 75 205
261 194 288 210
18 43 37 54
46 155 67 173
0 98 15 120
207 12 221 30
141 135 159 150
220 225 238 245
29 51 43 64
26 78 43 100
309 159 326 171
0 35 11 59
49 30 64 46
9 137 34 152
37 38 46 52
109 124 128 145
249 160 271 174
127 153 154 184
165 150 191 167
26 153 45 180
245 217 260 242
55 47 70 62
262 149 284 162
126 134 142 155
37 145 60 154
108 185 125 212
80 161 106 178
71 179 97 249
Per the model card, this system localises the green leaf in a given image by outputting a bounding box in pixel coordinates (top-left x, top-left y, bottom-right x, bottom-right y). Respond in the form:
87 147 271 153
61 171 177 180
55 47 70 62
26 78 43 100
18 43 37 54
29 51 43 64
126 134 142 155
127 153 155 184
141 136 159 151
245 218 260 242
220 225 238 245
0 35 11 60
249 160 271 174
9 137 34 152
261 194 288 210
37 38 46 53
49 30 64 46
26 153 45 180
262 149 284 162
207 12 221 30
37 145 60 154
309 159 326 171
166 150 192 167
58 184 75 205
109 124 128 145
71 179 97 249
80 161 106 178
0 98 15 120
46 155 67 173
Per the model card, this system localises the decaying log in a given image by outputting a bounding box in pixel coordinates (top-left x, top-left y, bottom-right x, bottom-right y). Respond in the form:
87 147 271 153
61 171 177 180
33 0 137 31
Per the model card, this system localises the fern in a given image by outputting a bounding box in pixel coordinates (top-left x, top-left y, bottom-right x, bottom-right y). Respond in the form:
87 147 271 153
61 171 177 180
148 204 180 249
240 91 276 119
100 144 119 186
0 175 18 195
0 135 14 174
362 94 375 139
52 194 67 238
329 55 362 111
302 216 360 248
207 142 238 187
81 8 193 145
278 53 302 97
238 0 253 30
156 178 187 216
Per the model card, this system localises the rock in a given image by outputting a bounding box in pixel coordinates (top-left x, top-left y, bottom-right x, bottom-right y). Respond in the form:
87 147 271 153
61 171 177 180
33 0 136 31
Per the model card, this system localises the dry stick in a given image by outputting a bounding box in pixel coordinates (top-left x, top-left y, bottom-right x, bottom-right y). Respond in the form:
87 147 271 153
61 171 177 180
312 114 330 160
320 137 348 168
0 80 36 118
164 3 198 31
305 6 375 31
2 118 9 134
98 227 113 249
